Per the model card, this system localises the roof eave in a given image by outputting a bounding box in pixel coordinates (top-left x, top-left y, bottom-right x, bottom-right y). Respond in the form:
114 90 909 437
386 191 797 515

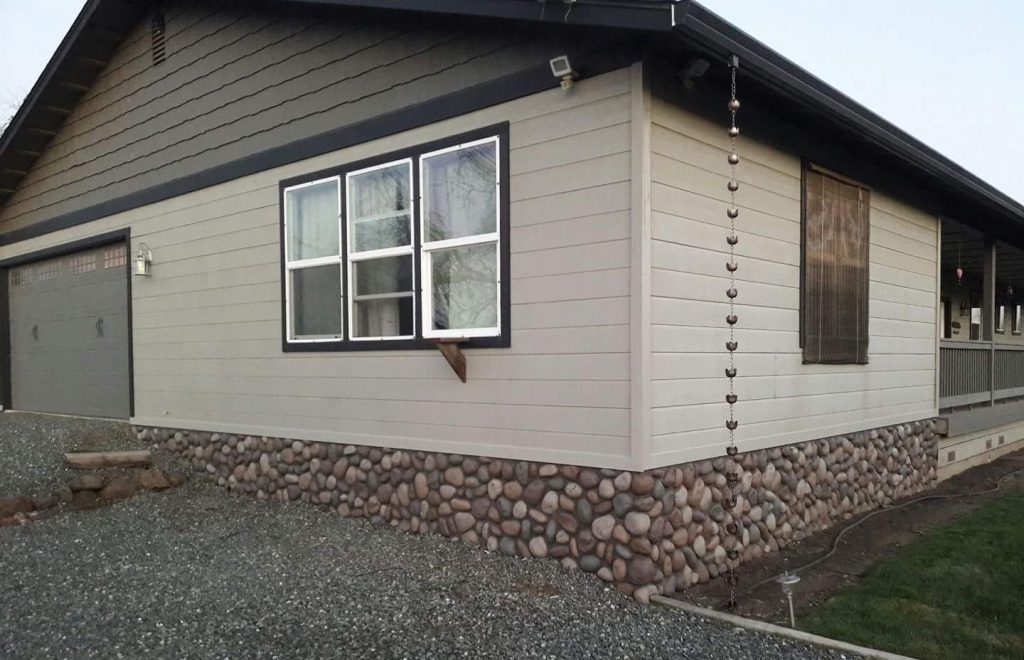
0 0 147 203
282 0 675 32
0 0 100 158
671 0 1024 229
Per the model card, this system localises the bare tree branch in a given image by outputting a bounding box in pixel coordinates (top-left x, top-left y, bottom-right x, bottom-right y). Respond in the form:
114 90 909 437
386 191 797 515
0 88 27 133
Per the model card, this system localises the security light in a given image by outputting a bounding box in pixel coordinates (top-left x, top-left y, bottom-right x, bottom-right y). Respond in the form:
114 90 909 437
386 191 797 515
549 55 578 90
678 57 711 88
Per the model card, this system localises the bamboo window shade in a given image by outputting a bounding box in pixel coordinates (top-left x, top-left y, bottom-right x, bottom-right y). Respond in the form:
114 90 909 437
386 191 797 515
802 167 870 364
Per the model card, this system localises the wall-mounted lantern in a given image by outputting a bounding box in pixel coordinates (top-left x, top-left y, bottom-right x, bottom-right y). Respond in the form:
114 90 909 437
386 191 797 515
133 243 153 277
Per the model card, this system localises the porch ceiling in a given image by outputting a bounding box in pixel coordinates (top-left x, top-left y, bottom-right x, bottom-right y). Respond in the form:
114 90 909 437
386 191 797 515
942 220 1024 292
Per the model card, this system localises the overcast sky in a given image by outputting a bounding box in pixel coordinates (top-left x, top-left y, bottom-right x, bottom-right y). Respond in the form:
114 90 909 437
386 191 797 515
1 0 1022 203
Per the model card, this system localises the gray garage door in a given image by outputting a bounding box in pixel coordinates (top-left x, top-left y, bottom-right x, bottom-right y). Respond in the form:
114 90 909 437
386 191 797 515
9 243 130 419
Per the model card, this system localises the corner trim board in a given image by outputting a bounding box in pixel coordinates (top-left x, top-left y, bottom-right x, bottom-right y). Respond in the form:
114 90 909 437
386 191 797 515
628 60 652 471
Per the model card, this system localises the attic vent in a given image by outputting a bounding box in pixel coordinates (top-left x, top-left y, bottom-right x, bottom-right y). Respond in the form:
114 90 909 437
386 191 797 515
151 13 167 65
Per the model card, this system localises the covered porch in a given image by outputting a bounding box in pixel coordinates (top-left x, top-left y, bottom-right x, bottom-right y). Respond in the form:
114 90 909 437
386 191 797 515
939 219 1024 434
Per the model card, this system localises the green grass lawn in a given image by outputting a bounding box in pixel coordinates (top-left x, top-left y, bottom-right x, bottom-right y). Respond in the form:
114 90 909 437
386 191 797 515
802 488 1024 660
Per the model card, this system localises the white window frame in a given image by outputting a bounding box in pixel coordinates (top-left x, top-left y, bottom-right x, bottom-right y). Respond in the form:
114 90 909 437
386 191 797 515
345 158 416 342
997 305 1006 334
1014 305 1022 336
419 136 502 340
283 176 344 343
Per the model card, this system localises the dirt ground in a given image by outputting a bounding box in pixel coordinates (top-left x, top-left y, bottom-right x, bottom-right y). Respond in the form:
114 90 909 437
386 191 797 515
674 449 1024 627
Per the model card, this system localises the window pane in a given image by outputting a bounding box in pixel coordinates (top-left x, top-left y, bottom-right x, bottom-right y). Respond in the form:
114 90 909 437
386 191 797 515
352 255 413 297
430 243 497 331
291 264 341 338
423 141 497 243
287 180 339 261
348 163 411 252
354 297 414 338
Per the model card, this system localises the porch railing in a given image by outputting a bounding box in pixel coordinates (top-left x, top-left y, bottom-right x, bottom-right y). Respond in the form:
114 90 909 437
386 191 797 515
939 340 1024 409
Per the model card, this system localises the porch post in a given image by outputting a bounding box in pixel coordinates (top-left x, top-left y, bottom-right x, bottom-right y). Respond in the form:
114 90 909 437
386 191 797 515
982 240 996 341
982 240 997 404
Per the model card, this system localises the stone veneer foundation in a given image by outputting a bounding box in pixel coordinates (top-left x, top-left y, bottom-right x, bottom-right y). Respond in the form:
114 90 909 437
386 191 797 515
138 419 938 601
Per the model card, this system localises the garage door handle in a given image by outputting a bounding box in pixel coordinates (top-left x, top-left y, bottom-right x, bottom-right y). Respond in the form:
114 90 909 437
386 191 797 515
95 317 104 337
31 324 38 341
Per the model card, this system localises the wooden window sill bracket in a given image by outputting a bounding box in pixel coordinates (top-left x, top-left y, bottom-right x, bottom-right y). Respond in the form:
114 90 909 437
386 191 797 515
431 339 467 383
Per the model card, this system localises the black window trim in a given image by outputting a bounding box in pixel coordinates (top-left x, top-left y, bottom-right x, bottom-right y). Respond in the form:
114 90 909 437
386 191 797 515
799 160 872 365
278 122 511 353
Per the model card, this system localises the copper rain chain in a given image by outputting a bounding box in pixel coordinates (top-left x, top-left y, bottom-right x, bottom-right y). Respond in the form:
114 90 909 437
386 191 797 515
723 54 742 610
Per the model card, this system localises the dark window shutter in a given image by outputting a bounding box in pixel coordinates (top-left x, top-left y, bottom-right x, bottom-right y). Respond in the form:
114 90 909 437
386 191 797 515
802 168 870 364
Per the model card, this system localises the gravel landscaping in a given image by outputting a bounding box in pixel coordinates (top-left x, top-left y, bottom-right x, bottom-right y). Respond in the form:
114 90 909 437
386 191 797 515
0 412 840 659
0 413 139 498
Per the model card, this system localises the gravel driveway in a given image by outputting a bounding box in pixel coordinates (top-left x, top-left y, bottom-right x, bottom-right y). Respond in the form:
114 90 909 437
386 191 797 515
0 413 138 499
0 412 838 659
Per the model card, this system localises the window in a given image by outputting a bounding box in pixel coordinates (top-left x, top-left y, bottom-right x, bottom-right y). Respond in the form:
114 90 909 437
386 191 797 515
103 245 127 269
10 267 29 287
284 178 343 342
279 127 508 351
996 305 1006 334
801 165 870 364
67 252 97 275
421 138 500 338
1014 305 1022 335
971 306 982 340
35 260 62 282
346 160 414 340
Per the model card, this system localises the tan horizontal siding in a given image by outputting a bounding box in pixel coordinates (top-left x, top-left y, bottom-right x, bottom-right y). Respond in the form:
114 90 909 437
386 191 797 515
0 68 638 469
134 352 630 382
650 402 936 464
647 96 939 464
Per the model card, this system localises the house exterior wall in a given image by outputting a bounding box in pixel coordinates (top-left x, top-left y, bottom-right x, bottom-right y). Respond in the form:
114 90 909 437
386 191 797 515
646 94 941 467
0 68 639 469
0 1 595 235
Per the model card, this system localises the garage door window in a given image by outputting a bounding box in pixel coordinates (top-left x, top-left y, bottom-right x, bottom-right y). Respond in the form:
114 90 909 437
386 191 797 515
67 253 97 275
103 245 126 269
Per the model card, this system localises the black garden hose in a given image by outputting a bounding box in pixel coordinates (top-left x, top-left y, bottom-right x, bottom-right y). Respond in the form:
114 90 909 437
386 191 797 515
712 463 1024 611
